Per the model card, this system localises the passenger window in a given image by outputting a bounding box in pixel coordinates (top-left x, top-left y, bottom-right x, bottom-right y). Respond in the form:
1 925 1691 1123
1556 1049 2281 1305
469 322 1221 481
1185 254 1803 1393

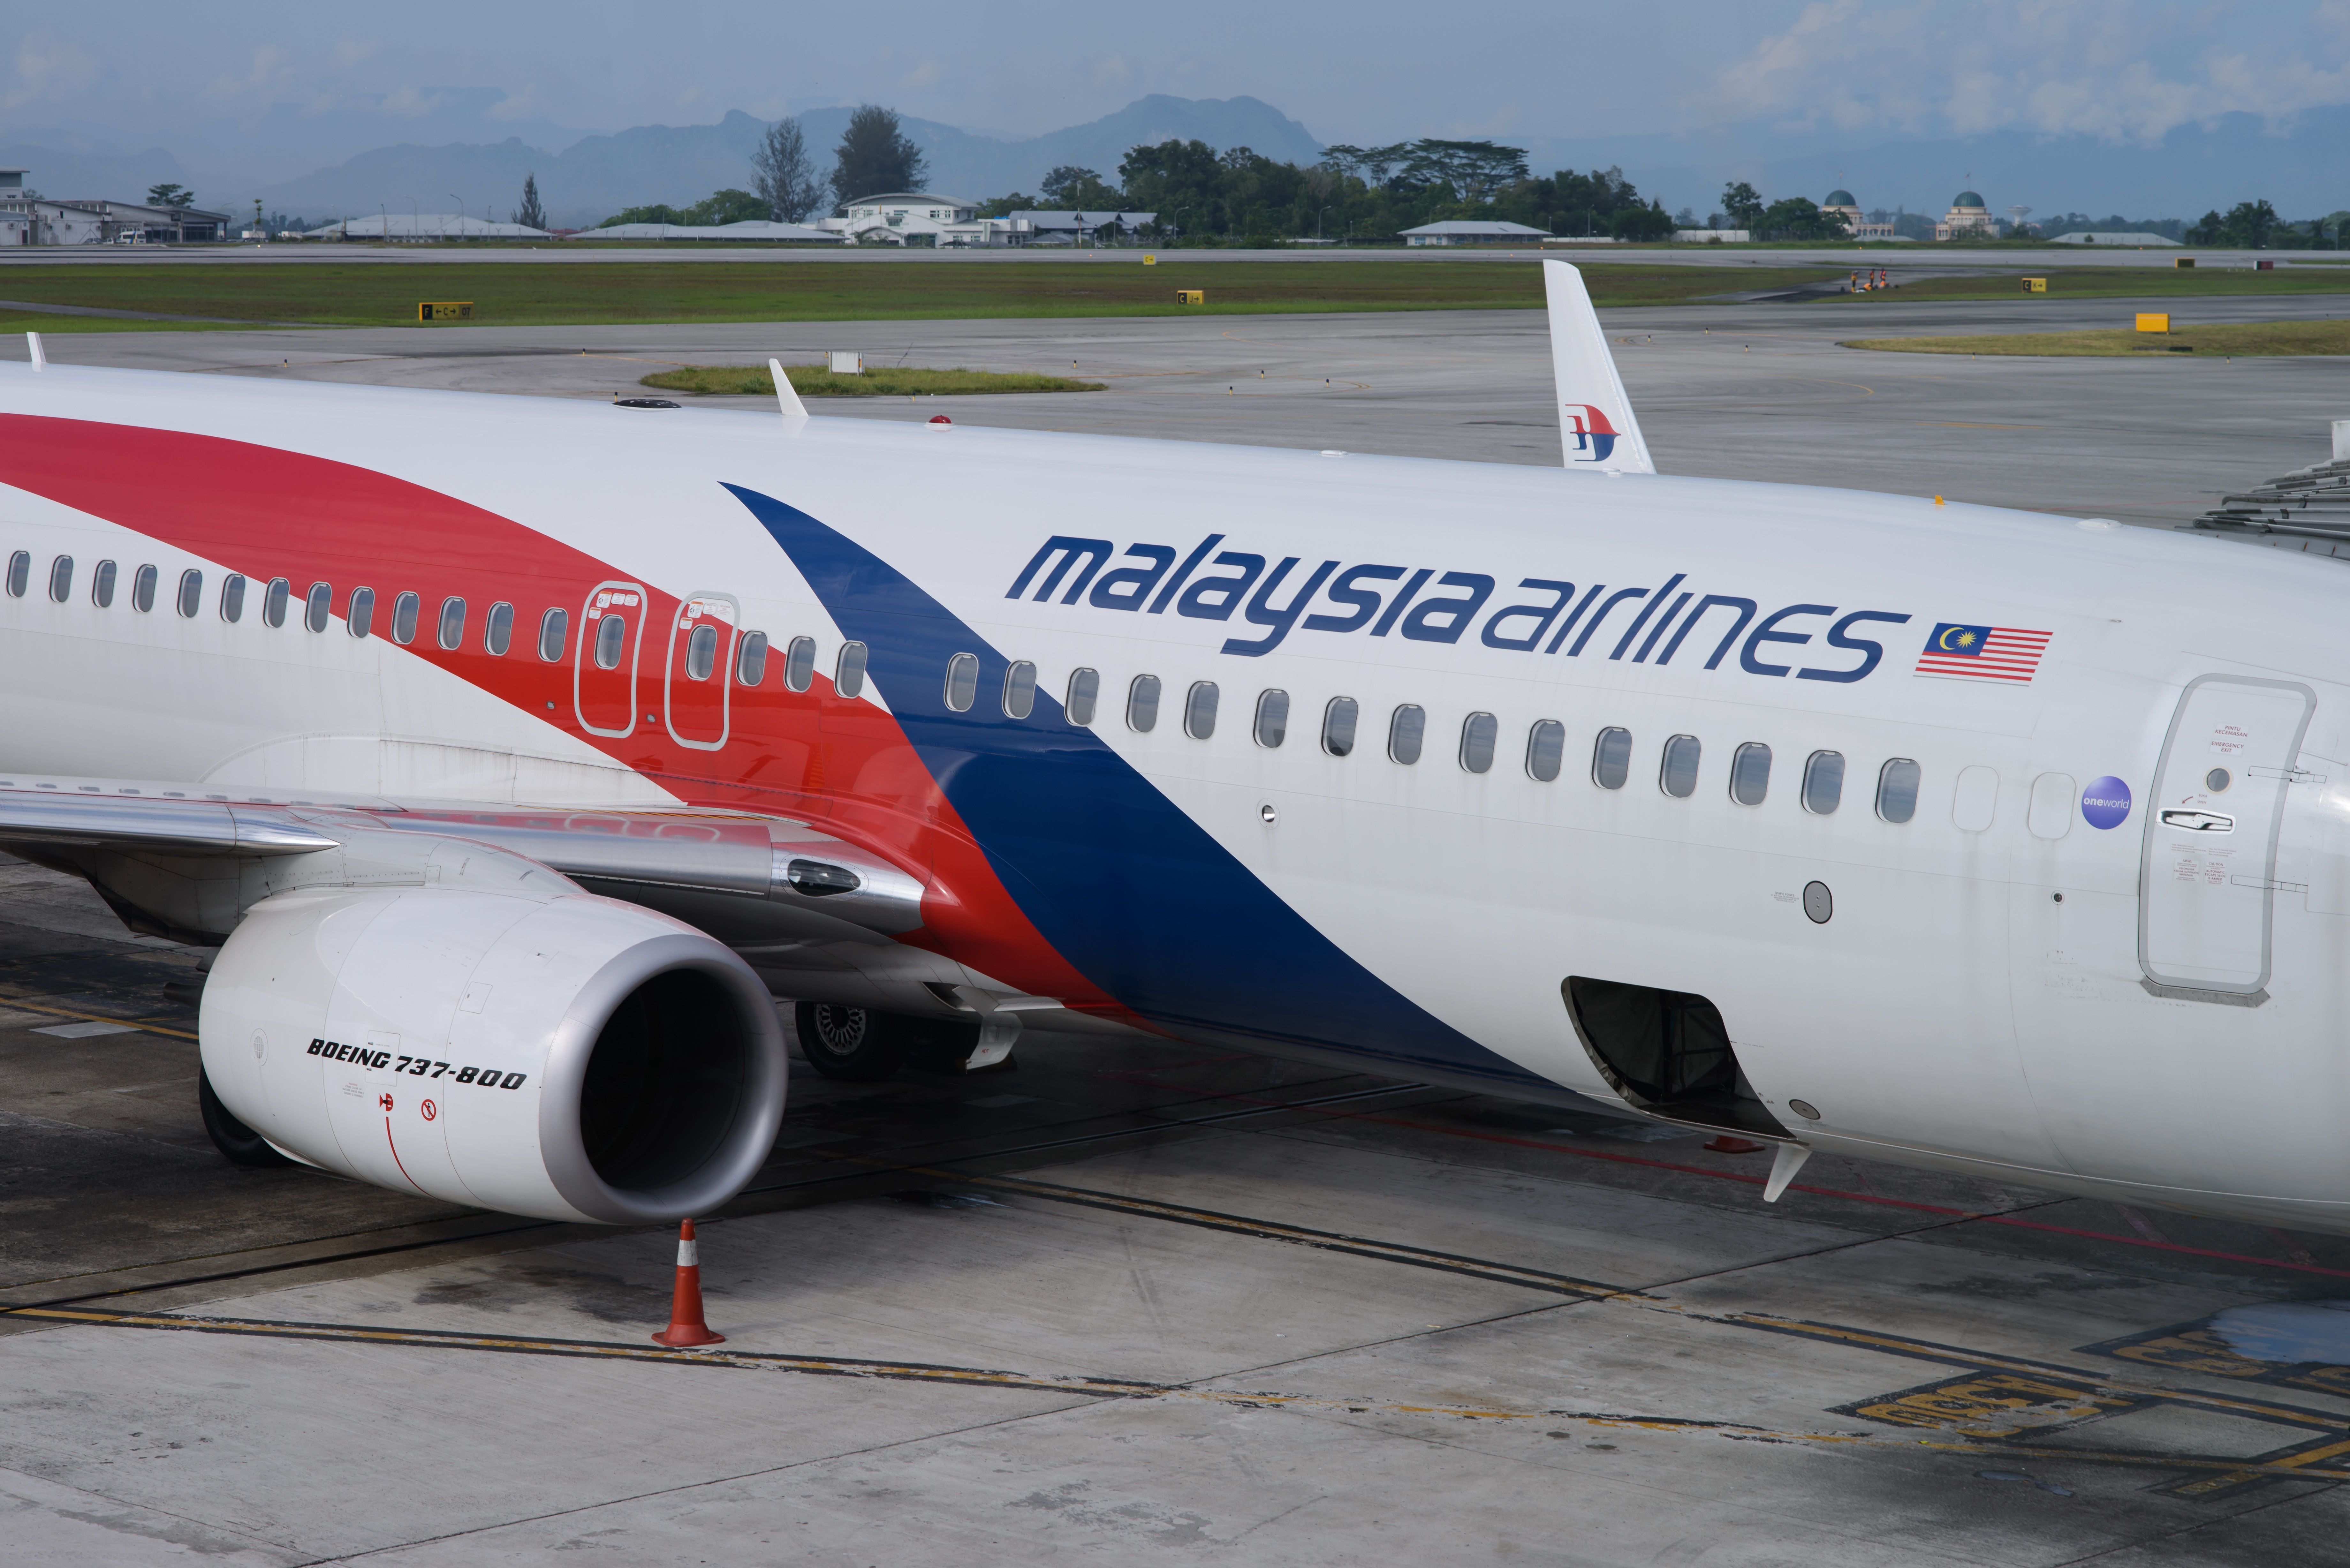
1004 660 1037 719
834 641 866 697
1389 704 1425 765
220 574 246 623
1184 681 1219 739
92 560 116 609
1730 742 1772 806
785 635 817 692
1660 734 1700 798
1802 750 1844 815
4 551 26 598
1323 696 1358 757
736 630 769 685
943 651 978 711
1592 727 1632 789
1527 719 1565 782
176 569 203 619
263 577 288 627
1255 689 1288 748
1876 758 1922 824
593 612 625 669
1127 674 1161 732
1065 667 1099 725
348 587 375 638
538 607 568 662
484 601 513 656
1459 712 1497 773
390 591 420 645
436 596 465 650
47 555 72 603
304 582 330 633
133 565 158 614
685 622 719 681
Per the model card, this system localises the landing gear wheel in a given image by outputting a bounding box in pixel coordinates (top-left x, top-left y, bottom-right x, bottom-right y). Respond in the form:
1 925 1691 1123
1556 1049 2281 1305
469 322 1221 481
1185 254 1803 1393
794 1002 911 1082
199 1065 292 1167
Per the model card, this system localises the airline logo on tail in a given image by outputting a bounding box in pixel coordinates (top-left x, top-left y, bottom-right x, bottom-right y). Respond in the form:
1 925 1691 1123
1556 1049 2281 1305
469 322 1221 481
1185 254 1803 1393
1561 403 1620 463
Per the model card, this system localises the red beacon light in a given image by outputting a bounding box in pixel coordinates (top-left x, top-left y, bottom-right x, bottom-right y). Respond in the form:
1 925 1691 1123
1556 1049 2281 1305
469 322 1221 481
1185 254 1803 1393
928 414 952 425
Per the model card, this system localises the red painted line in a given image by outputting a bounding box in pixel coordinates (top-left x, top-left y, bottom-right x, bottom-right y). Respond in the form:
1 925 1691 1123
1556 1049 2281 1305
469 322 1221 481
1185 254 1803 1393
1138 1076 2350 1281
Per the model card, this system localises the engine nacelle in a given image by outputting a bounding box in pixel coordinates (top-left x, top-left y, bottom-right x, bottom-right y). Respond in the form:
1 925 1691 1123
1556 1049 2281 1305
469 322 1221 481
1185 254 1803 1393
199 885 787 1223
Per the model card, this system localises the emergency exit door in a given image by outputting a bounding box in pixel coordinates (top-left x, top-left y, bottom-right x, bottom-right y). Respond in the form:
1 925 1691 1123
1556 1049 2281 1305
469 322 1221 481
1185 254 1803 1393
574 581 648 738
663 593 738 750
2140 674 2315 994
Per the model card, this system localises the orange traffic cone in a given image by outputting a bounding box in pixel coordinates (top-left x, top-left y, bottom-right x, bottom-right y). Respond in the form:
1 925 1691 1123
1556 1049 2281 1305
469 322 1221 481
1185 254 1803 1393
651 1218 725 1346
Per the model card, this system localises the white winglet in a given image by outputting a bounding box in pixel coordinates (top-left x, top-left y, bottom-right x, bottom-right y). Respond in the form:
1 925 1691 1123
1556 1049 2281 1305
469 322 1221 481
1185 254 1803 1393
1542 261 1652 474
769 358 808 420
26 332 45 371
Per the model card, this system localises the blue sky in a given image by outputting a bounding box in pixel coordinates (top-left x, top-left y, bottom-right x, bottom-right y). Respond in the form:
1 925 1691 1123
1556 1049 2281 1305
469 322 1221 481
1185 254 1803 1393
6 2 2347 213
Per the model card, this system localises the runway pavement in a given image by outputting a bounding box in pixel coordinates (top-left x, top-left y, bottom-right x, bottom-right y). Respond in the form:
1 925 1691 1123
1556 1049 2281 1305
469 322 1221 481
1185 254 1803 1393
4 295 2350 1564
29 286 2350 527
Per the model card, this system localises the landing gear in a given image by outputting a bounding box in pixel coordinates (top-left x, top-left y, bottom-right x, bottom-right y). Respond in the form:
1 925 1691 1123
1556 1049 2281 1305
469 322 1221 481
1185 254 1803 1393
198 1065 292 1167
792 1002 1001 1081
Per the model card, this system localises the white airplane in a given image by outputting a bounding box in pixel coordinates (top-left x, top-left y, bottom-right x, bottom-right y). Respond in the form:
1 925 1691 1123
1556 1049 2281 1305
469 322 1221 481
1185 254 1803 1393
1 264 2343 1237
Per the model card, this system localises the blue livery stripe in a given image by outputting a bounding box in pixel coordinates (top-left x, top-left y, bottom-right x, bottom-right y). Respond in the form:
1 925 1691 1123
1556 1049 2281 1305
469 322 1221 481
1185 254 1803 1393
726 483 1555 1090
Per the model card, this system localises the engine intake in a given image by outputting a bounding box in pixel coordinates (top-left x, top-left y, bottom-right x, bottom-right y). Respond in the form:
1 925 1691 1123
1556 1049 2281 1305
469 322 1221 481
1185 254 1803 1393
200 886 787 1222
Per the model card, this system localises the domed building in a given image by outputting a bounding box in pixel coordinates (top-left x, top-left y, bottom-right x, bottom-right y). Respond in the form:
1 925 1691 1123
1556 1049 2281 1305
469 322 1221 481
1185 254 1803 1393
1935 190 1996 242
1820 188 1895 241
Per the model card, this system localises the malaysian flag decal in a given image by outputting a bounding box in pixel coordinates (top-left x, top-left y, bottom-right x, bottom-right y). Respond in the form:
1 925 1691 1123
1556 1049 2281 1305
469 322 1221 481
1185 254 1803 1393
1914 623 2052 683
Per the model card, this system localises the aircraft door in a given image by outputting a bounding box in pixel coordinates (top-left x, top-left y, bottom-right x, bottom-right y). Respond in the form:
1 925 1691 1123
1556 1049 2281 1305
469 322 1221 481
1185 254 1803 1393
2140 675 2314 995
574 581 649 738
664 593 738 751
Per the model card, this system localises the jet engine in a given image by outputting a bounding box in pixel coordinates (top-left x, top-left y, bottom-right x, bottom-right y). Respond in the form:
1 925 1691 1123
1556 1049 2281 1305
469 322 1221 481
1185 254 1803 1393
197 884 787 1223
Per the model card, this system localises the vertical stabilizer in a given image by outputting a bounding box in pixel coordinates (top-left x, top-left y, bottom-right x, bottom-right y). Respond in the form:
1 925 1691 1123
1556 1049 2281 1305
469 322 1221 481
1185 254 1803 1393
769 358 809 420
1543 261 1652 473
26 332 44 371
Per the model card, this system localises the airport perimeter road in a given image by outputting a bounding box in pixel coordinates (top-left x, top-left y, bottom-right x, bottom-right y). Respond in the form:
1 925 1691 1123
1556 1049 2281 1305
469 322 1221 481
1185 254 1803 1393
32 289 2349 527
3 855 2348 1565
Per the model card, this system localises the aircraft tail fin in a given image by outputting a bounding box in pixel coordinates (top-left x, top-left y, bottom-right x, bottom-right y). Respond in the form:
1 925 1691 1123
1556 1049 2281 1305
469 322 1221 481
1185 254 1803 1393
26 332 44 371
1543 261 1653 474
769 358 809 420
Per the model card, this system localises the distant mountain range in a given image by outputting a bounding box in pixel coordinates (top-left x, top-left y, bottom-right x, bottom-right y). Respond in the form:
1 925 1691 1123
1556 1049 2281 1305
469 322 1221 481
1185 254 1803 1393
3 92 2337 233
207 95 1323 229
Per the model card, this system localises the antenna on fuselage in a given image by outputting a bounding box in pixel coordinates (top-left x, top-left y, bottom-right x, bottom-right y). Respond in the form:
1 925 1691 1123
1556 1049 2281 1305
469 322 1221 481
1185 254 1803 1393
769 358 808 421
25 332 44 371
1542 261 1653 474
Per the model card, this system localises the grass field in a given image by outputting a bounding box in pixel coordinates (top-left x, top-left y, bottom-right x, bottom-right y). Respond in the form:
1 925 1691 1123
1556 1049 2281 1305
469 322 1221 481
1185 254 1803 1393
0 260 1853 328
1823 267 2350 304
1844 319 2350 357
641 364 1105 396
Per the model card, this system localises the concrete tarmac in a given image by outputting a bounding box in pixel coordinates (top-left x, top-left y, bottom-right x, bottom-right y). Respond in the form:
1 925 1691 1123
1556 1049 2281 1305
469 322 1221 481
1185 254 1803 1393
6 298 2350 1563
28 285 2350 528
4 858 2350 1564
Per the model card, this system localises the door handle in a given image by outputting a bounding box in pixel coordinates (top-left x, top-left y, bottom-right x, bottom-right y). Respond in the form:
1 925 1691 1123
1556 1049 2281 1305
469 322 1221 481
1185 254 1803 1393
2161 809 2234 832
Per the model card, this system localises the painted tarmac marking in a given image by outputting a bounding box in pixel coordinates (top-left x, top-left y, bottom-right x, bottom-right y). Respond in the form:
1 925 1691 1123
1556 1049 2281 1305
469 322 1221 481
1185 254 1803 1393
841 1159 2350 1497
1103 1073 2350 1282
0 990 194 1040
13 1304 2347 1488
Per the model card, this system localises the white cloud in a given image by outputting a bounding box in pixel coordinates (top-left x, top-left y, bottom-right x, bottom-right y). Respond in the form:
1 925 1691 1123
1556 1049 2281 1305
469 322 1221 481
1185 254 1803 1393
378 84 444 118
3 31 99 112
487 83 543 120
1090 54 1138 92
899 58 942 90
203 44 294 103
333 38 381 70
1709 0 2350 144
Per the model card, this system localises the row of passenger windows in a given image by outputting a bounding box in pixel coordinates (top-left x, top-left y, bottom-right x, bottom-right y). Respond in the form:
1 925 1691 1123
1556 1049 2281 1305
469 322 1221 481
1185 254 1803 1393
4 552 876 697
942 654 1926 822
